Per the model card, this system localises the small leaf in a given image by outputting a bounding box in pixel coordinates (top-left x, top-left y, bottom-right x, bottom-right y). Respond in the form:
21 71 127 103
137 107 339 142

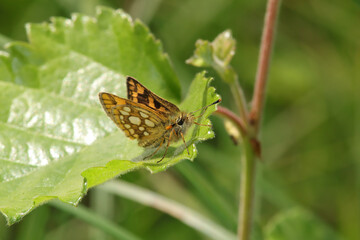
212 30 236 66
187 30 235 67
0 7 219 225
187 30 236 83
186 40 213 67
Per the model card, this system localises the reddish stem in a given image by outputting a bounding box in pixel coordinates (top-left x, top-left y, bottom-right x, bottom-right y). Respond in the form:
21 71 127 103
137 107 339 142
249 0 280 135
238 1 281 240
215 106 247 136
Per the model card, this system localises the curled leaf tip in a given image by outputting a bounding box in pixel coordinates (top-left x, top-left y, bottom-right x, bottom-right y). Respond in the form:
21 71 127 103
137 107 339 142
186 30 236 69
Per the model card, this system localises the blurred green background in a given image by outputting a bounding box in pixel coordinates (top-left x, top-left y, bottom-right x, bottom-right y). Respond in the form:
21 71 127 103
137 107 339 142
0 0 359 239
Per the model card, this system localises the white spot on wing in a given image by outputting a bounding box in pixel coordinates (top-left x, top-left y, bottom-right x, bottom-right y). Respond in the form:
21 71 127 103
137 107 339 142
145 119 155 127
139 126 145 131
139 112 149 118
129 116 141 125
125 124 131 129
144 131 149 136
129 129 135 134
123 106 131 112
120 110 129 115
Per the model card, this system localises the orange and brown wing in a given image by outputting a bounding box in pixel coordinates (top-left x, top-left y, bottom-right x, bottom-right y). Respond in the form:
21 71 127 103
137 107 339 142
99 92 128 118
126 76 180 117
99 92 165 142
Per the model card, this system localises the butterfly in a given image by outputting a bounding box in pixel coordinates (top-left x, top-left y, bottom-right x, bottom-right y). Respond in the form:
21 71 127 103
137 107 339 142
99 76 221 163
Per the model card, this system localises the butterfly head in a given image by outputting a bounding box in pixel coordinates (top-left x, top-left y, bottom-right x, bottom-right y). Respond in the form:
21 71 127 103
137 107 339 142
165 98 221 137
166 112 194 136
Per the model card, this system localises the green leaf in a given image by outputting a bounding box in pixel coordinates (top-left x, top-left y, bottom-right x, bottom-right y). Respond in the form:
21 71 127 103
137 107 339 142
186 30 235 67
0 7 219 225
187 30 237 84
265 208 343 240
186 39 214 67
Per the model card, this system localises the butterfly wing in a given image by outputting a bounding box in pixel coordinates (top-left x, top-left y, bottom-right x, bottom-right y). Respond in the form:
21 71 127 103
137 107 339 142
99 92 167 146
99 92 128 118
126 77 180 117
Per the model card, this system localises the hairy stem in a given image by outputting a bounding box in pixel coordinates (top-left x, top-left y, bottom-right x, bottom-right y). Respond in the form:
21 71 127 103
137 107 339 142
238 0 281 239
249 0 281 135
215 106 247 136
213 63 249 125
230 76 249 125
237 137 256 239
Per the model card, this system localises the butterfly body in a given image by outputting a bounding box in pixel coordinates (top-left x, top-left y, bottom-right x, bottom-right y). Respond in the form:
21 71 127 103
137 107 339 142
99 77 220 162
164 112 194 142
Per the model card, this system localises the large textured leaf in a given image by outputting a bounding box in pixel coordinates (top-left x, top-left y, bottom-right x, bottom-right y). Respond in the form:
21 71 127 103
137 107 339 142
0 7 219 225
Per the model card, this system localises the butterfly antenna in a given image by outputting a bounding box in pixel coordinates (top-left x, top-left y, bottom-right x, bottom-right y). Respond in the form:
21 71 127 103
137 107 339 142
191 99 222 119
194 122 212 127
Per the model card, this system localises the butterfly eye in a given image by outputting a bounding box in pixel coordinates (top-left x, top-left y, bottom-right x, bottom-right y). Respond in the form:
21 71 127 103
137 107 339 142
177 118 184 125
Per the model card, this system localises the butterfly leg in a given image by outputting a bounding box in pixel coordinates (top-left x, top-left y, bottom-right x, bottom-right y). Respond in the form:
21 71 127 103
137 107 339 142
144 138 165 160
157 130 174 163
180 132 190 155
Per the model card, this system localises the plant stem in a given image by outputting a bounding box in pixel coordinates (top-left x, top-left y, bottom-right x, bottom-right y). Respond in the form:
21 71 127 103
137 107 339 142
238 138 256 239
230 75 249 124
215 64 249 125
99 180 237 240
237 0 281 239
249 0 281 135
215 106 247 136
50 201 140 240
